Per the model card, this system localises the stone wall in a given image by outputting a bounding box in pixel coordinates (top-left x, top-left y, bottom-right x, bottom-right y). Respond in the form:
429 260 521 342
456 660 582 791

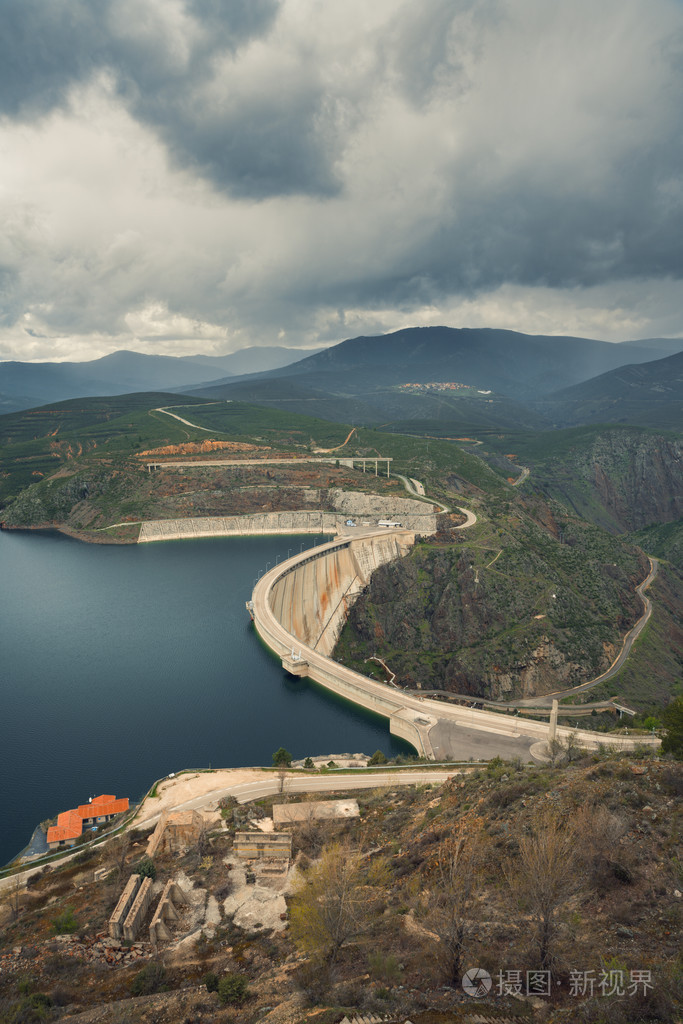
234 832 292 860
138 494 437 544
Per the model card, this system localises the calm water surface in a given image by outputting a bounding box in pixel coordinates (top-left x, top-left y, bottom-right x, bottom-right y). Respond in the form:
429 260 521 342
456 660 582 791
0 530 407 864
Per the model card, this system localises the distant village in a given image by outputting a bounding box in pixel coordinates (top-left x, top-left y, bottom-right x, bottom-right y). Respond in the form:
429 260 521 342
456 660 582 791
399 381 492 394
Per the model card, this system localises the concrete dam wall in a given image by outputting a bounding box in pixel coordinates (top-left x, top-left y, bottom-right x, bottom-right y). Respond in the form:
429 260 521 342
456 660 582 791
269 532 414 656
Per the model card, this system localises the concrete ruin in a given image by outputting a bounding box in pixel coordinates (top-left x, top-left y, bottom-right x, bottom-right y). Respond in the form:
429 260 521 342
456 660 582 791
109 874 142 940
146 809 204 859
234 832 291 862
273 799 360 825
149 879 189 946
123 876 154 942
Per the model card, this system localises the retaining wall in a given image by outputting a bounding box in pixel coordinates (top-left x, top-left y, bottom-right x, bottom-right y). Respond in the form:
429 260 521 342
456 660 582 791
123 876 154 942
109 874 141 940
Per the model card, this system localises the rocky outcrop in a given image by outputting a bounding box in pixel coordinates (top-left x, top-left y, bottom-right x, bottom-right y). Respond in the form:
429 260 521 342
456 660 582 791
535 430 682 533
334 501 646 701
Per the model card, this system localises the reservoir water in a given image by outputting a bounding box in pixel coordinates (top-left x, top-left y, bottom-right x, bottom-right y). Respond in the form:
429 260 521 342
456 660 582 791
0 530 408 865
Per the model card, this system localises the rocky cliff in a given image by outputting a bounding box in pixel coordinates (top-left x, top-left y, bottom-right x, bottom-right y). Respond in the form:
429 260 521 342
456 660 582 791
530 430 682 533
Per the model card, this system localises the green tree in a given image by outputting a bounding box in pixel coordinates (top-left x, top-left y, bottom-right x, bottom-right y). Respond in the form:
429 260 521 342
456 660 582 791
661 698 683 758
290 839 386 963
272 747 292 767
303 756 315 769
137 856 156 880
52 907 79 934
368 750 387 765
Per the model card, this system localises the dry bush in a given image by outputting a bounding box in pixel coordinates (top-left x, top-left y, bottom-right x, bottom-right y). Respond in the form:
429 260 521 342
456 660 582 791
414 821 486 985
505 807 589 971
289 839 388 963
575 806 633 893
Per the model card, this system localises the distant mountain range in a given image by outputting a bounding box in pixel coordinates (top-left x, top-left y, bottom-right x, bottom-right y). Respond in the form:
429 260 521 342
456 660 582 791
0 345 323 414
542 349 683 429
1 328 681 431
184 327 683 431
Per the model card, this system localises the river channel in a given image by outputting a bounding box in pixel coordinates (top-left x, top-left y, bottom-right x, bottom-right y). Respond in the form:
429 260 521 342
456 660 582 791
0 530 408 865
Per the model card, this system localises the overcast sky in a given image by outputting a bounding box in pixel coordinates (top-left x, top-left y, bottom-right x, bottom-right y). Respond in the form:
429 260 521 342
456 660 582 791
1 0 682 362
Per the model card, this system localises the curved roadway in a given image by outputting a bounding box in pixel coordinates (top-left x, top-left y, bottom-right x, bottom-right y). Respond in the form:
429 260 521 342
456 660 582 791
509 557 659 707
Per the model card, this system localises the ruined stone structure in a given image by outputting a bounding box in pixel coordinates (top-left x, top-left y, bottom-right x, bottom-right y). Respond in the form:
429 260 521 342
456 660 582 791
273 799 359 825
146 810 204 858
234 832 292 861
149 880 189 946
123 876 154 942
109 874 141 940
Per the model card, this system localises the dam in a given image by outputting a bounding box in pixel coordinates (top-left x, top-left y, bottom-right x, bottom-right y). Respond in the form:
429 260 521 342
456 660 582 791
250 526 662 761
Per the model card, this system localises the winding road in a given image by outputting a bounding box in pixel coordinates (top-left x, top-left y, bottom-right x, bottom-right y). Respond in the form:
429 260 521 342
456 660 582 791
509 557 659 707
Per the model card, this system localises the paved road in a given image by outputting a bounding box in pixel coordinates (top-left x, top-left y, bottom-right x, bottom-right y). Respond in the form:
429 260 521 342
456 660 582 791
135 770 463 829
394 473 448 511
154 406 217 430
429 721 535 761
511 465 530 486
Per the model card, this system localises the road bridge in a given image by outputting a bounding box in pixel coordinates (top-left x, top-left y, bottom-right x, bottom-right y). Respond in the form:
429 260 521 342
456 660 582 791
146 456 392 475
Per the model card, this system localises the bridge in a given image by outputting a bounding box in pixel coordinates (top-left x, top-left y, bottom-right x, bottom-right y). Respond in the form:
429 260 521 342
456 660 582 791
248 528 660 761
146 456 392 476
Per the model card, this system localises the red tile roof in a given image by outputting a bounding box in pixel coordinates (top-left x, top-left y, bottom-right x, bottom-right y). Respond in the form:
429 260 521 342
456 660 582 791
47 795 129 843
77 796 129 819
47 809 83 844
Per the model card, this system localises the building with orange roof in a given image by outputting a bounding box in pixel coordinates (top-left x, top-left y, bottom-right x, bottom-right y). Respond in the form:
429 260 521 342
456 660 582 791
47 809 85 849
46 794 129 850
78 795 129 825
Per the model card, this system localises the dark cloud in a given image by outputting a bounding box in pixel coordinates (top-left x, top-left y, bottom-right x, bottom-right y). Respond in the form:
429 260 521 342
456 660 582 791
0 0 341 198
1 0 683 357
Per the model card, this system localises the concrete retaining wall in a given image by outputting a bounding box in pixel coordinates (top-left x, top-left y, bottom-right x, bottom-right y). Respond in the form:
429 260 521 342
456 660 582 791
123 876 154 942
138 494 437 544
109 874 141 940
149 880 189 946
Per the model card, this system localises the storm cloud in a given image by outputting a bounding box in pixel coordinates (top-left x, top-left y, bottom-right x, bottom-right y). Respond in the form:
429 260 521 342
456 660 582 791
0 0 682 360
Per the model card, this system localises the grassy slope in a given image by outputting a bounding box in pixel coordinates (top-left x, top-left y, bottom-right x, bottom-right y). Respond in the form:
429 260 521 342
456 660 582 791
335 493 649 701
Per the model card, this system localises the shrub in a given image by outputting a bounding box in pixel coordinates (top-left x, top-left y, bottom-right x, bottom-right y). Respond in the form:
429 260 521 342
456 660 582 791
303 757 315 769
137 857 156 880
202 971 219 993
52 907 79 934
368 750 387 766
368 951 401 982
217 973 249 1005
130 962 167 996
